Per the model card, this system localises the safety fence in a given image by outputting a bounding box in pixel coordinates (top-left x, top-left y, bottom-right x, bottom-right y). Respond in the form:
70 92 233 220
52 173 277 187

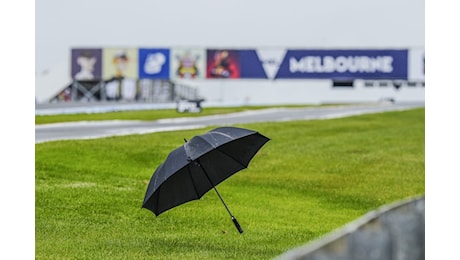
50 79 201 103
276 195 425 260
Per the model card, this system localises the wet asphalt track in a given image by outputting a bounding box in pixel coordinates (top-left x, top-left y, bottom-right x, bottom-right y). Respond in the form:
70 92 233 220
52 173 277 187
35 102 424 144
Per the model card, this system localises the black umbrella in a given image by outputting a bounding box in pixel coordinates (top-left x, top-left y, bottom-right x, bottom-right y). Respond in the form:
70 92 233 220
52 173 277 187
142 126 270 233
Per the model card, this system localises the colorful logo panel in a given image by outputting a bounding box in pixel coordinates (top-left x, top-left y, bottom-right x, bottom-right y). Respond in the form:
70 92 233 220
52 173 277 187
276 49 408 80
170 49 206 79
206 50 240 79
103 48 138 79
138 48 170 79
71 48 102 80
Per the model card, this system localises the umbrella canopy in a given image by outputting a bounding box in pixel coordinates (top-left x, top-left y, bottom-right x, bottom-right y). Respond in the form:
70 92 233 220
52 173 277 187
142 126 270 233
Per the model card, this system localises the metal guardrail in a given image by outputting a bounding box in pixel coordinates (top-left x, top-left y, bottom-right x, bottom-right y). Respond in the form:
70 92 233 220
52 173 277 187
49 79 201 103
276 195 425 260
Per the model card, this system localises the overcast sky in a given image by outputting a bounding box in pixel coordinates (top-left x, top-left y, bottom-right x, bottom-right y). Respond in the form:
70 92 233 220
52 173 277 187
35 0 425 74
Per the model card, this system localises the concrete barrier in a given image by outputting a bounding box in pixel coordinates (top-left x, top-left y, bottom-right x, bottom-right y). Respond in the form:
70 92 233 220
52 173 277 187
276 195 425 260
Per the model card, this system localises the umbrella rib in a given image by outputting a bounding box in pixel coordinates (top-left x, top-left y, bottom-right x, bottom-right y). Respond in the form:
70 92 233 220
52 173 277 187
155 185 161 215
187 165 200 198
215 148 248 169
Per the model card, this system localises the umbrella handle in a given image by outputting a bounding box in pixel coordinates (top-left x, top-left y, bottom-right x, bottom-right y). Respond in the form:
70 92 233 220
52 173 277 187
232 216 244 234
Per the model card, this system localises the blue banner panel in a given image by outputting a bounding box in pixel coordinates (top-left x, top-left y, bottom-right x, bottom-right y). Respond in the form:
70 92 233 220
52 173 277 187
138 48 170 79
71 48 103 80
275 50 408 80
239 50 267 79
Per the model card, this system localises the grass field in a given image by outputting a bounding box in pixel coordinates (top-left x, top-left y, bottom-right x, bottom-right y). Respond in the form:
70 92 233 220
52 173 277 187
35 108 425 259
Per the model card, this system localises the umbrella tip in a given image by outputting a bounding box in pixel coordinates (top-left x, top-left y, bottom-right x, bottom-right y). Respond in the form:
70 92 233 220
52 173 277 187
184 138 188 143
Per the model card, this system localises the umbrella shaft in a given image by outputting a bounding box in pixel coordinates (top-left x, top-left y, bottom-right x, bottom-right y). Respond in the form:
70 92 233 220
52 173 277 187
197 159 234 217
198 159 243 234
212 183 244 234
212 186 233 217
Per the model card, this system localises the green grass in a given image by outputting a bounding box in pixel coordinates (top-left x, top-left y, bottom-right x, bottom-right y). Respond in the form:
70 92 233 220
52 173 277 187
35 108 425 259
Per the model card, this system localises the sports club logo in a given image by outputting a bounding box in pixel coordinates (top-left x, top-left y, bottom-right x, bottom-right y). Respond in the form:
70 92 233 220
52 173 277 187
138 48 170 79
144 52 166 74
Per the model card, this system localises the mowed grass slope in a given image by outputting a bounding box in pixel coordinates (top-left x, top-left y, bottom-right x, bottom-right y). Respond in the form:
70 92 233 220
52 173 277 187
35 108 424 259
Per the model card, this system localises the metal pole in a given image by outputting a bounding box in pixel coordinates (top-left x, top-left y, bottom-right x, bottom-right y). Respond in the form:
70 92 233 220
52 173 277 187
196 159 244 234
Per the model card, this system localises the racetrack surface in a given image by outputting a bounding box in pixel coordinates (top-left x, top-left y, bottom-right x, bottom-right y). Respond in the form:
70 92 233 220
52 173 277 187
35 102 424 144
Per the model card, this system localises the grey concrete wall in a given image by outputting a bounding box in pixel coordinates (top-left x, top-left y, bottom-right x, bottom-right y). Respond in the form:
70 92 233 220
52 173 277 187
276 196 425 260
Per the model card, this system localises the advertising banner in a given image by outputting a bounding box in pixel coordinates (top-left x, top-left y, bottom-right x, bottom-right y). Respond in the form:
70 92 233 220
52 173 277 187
275 49 408 80
206 49 240 79
71 48 103 80
238 50 267 79
138 48 170 79
170 48 206 79
70 47 416 82
103 48 139 79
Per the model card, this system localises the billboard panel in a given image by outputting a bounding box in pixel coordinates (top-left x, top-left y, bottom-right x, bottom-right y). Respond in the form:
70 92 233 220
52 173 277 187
102 48 138 79
138 48 170 79
206 49 240 79
71 48 103 80
70 47 416 82
276 49 408 80
170 48 206 79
